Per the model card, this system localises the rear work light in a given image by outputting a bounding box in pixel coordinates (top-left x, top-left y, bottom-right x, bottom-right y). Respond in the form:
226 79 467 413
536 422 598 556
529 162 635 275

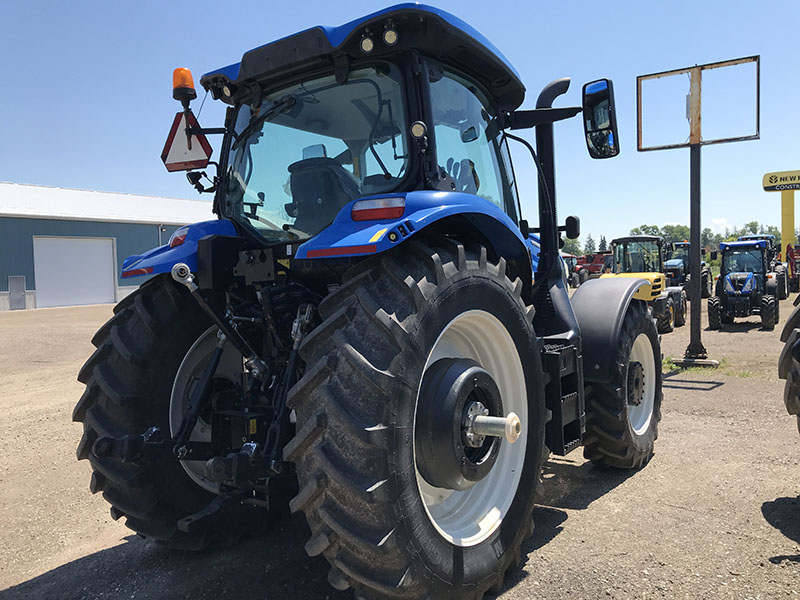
169 226 189 248
351 197 405 221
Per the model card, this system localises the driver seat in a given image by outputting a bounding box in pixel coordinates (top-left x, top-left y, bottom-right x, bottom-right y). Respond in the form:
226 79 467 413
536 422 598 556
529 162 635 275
286 158 361 234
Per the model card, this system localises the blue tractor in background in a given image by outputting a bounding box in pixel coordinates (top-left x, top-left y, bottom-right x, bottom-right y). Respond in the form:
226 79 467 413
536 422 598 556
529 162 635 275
664 241 713 298
736 234 788 299
73 5 663 598
708 239 779 330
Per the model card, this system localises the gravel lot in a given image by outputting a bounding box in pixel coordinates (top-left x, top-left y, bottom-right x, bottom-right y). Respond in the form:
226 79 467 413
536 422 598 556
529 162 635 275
0 296 798 599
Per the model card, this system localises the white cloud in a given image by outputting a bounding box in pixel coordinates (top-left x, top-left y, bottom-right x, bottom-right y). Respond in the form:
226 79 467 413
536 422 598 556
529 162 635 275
710 217 734 235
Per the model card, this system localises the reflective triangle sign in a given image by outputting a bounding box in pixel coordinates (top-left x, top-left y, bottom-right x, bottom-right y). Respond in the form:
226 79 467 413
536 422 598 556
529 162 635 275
161 111 213 172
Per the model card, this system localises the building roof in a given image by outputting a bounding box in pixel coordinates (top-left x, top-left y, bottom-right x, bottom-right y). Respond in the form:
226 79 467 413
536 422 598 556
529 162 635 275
0 182 215 225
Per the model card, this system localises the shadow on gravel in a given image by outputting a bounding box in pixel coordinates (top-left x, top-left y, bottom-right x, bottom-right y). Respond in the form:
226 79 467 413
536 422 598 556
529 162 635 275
0 515 347 600
704 322 763 333
662 375 724 391
762 496 800 565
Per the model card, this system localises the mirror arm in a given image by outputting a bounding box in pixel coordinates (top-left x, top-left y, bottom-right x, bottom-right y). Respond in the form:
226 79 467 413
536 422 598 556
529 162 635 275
187 127 228 136
506 106 582 130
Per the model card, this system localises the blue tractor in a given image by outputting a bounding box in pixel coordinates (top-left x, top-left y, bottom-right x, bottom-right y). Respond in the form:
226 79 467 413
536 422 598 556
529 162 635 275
664 241 713 298
737 234 788 299
708 240 779 330
73 6 663 598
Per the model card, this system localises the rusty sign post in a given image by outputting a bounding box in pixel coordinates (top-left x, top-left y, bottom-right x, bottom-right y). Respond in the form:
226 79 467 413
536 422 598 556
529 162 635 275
637 56 760 364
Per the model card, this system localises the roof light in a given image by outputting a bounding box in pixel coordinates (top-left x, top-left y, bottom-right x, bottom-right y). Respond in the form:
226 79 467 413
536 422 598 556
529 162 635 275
360 36 374 53
352 197 405 221
383 28 398 46
172 68 197 103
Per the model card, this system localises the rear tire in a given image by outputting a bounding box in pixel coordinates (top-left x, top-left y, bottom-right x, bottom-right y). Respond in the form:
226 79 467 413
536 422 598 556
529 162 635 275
762 295 776 331
73 275 270 549
286 239 547 599
579 269 589 285
583 301 662 469
656 297 674 333
708 296 721 330
777 269 789 300
778 306 800 434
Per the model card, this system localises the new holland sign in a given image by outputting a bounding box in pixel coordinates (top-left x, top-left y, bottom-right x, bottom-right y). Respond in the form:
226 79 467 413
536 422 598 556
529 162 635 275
763 170 800 192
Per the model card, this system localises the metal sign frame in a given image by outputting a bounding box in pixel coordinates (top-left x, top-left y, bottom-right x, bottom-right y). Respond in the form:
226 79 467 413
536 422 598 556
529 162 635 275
637 55 760 152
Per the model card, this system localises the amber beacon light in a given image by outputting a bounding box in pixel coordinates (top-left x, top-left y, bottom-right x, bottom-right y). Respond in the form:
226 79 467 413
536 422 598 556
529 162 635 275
172 67 197 105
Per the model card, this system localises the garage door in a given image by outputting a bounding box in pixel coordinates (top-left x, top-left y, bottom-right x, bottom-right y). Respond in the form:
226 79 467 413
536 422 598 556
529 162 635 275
33 237 116 308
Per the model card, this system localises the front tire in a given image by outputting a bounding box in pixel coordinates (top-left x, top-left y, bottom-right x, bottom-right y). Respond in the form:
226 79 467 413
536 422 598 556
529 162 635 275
674 290 687 327
657 297 675 333
73 275 265 549
286 240 547 599
701 270 711 298
583 301 662 468
762 295 776 331
708 296 722 330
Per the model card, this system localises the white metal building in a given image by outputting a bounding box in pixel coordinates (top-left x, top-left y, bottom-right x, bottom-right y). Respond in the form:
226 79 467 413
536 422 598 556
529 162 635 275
0 182 215 310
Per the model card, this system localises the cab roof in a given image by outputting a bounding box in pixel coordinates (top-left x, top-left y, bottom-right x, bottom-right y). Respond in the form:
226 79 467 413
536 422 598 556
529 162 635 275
200 4 525 111
720 240 767 250
610 235 663 245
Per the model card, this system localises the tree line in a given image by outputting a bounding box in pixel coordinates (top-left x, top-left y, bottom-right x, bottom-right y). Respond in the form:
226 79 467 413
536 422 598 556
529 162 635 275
561 221 786 257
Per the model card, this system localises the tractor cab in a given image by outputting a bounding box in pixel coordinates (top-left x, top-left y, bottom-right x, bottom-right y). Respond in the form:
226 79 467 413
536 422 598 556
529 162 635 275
602 235 686 333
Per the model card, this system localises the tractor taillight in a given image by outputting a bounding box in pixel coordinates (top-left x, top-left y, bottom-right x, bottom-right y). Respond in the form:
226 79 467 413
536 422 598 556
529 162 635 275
351 197 405 221
169 226 189 248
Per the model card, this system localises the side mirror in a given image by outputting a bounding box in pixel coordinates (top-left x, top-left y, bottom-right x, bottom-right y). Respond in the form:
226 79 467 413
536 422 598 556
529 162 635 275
461 126 479 143
665 242 674 252
710 251 718 261
582 79 620 159
519 219 530 238
701 247 706 256
565 216 580 239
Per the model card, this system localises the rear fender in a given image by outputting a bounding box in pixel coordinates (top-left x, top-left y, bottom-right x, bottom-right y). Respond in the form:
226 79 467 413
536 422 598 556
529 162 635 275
296 190 534 295
121 219 237 279
571 277 649 384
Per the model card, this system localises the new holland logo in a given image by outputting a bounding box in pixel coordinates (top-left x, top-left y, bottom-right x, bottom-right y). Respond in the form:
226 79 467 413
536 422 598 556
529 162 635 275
763 170 800 192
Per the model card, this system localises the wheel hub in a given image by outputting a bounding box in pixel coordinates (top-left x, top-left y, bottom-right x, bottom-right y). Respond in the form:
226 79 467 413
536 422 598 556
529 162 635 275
627 361 645 406
415 358 510 491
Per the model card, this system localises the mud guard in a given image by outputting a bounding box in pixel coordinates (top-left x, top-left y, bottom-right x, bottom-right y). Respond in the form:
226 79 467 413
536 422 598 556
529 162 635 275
571 277 649 384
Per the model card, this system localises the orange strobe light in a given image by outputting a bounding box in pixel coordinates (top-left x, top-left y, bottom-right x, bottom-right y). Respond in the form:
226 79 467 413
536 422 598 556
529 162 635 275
173 67 197 103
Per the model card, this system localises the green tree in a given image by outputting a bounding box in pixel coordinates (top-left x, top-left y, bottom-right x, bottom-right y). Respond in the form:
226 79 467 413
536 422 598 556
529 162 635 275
584 234 596 254
744 221 759 235
630 224 660 236
562 237 581 255
701 227 713 248
598 235 607 252
660 224 691 243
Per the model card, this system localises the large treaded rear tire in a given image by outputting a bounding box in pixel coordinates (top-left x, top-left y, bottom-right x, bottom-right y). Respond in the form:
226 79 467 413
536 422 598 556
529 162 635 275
583 301 662 469
285 239 548 599
778 304 800 434
701 270 711 298
73 275 267 549
777 269 788 300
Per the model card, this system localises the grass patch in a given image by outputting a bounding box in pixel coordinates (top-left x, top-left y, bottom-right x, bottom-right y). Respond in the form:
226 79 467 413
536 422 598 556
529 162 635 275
662 355 751 377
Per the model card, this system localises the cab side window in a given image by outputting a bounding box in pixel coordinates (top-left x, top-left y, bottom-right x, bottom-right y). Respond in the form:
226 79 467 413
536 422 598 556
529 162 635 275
430 72 517 220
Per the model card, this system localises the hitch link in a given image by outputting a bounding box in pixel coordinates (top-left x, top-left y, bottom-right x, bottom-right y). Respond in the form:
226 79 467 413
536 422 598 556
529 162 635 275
171 263 268 379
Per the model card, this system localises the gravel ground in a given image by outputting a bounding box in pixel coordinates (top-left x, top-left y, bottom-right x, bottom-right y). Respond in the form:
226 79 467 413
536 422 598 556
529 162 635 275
0 295 798 600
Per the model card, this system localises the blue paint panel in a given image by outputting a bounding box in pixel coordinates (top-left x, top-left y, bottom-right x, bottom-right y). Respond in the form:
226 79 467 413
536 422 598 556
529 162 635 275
122 219 237 278
0 217 183 291
720 240 766 250
202 3 519 83
295 191 524 259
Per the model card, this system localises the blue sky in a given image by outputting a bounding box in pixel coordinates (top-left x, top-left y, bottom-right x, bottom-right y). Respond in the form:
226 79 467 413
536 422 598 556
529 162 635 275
0 1 797 243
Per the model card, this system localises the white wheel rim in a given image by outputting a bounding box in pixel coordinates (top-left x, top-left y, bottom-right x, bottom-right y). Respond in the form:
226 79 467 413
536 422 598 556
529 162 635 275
627 333 656 435
170 326 244 493
414 310 527 547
